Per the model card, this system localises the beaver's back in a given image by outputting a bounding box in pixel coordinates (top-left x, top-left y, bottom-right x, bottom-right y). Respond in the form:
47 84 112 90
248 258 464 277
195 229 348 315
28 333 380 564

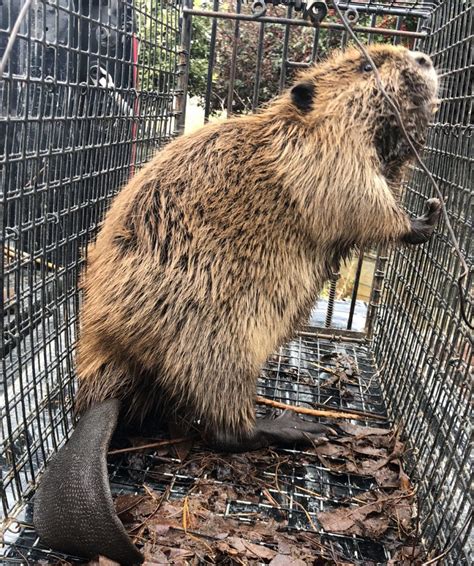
74 43 435 428
74 115 327 430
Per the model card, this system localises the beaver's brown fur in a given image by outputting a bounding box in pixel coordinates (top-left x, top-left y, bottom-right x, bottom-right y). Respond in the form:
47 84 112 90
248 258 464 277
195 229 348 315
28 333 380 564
75 45 439 438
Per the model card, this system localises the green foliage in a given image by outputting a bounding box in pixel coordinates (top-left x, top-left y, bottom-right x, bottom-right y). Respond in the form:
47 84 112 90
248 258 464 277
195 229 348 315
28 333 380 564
135 0 180 91
191 1 327 114
186 3 417 115
188 4 213 99
135 1 418 114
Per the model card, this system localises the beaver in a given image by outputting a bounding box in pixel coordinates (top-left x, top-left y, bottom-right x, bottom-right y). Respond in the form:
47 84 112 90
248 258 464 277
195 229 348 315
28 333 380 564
33 44 441 564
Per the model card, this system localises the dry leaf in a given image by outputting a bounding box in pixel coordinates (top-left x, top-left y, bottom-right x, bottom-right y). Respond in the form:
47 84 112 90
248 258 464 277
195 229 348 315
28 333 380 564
87 557 121 566
399 466 412 491
270 555 307 566
150 522 173 535
143 548 170 564
318 490 414 540
374 465 401 488
338 422 392 437
167 547 194 559
241 539 277 560
168 421 195 461
113 408 416 565
388 545 424 565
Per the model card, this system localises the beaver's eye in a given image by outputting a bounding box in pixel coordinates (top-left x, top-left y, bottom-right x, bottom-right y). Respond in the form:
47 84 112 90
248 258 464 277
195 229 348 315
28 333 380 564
362 63 373 72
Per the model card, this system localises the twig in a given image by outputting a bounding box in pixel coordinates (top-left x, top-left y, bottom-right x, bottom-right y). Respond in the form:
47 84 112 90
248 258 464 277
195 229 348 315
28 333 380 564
187 530 215 556
182 496 191 531
347 491 414 516
332 0 472 330
312 400 382 420
421 514 472 565
277 478 322 499
261 487 281 508
298 532 345 562
0 0 33 77
292 499 318 532
4 245 58 271
362 362 386 394
143 483 161 502
13 549 32 566
116 495 147 517
256 395 380 420
108 436 195 455
308 361 340 376
129 485 170 543
269 456 319 532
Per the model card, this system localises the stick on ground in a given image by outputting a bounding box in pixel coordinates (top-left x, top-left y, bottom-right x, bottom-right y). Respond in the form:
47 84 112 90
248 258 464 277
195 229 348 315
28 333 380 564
256 396 382 420
108 436 195 456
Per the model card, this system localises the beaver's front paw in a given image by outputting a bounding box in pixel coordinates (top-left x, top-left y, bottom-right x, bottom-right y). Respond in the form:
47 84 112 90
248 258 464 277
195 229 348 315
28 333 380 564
402 198 441 245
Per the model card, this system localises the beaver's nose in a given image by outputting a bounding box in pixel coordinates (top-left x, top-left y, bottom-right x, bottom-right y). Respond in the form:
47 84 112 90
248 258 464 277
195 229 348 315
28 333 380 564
411 51 433 68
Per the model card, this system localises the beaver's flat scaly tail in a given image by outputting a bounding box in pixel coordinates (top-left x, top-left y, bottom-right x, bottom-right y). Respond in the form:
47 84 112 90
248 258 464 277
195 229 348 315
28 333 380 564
33 399 143 565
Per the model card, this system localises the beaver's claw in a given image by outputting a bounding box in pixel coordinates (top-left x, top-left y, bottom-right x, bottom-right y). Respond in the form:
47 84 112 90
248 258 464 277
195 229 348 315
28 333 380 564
33 399 143 565
402 197 441 245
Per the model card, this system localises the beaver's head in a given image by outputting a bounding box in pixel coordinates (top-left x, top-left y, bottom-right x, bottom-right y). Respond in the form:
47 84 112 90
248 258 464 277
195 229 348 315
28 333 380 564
290 45 439 176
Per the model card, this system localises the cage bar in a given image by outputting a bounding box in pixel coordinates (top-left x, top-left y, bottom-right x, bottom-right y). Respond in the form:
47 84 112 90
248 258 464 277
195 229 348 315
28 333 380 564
373 1 473 562
1 0 181 522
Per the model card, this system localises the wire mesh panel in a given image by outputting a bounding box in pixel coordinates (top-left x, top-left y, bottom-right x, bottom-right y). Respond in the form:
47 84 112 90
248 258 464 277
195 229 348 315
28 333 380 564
373 0 473 563
179 0 432 333
4 336 395 564
337 1 437 17
1 0 181 521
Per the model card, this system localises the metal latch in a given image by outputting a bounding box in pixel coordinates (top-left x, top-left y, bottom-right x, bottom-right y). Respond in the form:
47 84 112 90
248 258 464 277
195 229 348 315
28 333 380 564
250 0 329 24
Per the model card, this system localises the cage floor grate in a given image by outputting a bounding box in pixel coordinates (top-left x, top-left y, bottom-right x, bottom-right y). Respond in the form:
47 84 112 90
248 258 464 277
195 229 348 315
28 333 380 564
3 336 409 565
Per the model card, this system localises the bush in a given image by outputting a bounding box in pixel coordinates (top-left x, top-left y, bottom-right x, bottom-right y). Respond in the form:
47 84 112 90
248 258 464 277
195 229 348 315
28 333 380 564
185 1 417 114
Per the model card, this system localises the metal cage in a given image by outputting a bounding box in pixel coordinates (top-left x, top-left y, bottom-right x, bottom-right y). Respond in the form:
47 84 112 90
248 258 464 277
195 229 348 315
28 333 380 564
1 0 472 563
1 0 181 527
373 1 473 561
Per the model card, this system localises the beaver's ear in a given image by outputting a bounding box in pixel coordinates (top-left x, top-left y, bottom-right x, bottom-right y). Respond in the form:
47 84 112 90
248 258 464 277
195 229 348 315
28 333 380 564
291 81 315 113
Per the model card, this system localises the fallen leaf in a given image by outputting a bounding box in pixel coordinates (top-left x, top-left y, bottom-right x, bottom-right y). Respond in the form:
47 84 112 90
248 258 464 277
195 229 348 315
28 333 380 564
318 506 357 533
360 513 391 538
87 557 121 566
168 421 195 461
226 536 247 553
338 422 392 438
374 466 401 488
315 442 351 458
216 540 240 556
270 555 307 566
399 466 412 492
167 547 194 559
317 490 414 540
150 522 173 535
351 443 388 458
111 407 417 565
143 548 170 564
114 494 157 524
242 540 277 560
388 544 424 565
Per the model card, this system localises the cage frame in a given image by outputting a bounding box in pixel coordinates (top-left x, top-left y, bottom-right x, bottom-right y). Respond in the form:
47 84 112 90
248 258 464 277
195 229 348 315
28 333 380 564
1 0 472 563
